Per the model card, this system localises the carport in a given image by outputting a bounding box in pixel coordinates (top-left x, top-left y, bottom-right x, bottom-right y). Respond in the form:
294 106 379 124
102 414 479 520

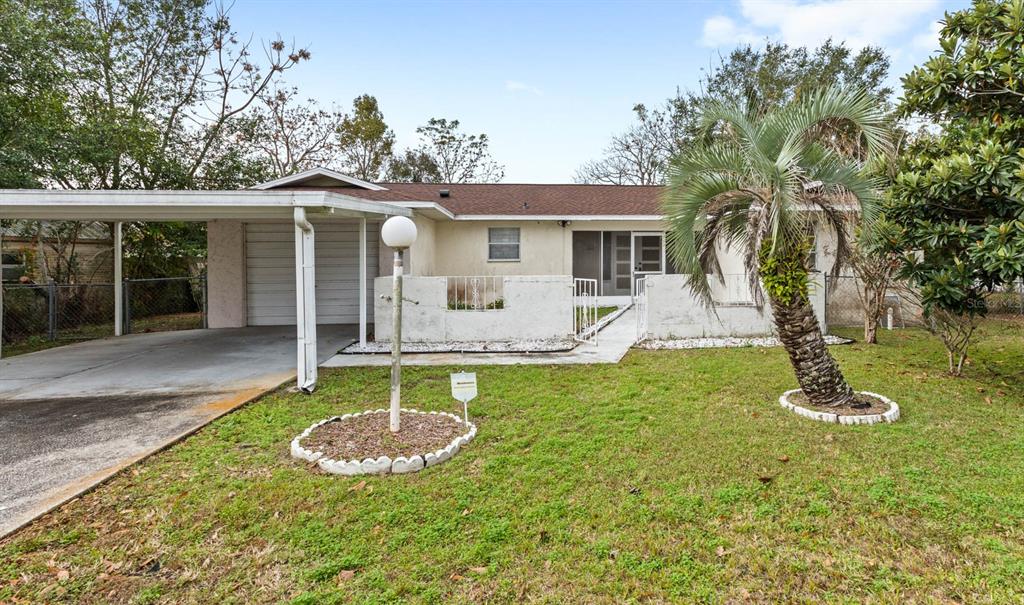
0 188 411 391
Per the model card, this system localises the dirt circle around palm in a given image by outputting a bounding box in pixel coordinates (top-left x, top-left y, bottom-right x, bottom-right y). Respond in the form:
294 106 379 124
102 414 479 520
291 409 476 475
779 389 899 425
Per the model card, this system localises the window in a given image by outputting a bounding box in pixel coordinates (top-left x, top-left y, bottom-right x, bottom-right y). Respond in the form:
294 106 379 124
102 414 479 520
1 251 25 283
488 228 520 261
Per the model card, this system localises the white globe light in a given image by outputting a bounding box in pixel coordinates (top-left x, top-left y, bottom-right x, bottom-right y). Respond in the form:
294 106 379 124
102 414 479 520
381 216 418 249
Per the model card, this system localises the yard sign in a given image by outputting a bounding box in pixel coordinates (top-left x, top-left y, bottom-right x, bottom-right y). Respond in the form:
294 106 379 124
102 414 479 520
450 372 477 424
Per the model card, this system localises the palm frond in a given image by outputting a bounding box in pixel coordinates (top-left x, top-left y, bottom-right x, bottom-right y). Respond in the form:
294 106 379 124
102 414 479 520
773 85 893 161
662 169 751 305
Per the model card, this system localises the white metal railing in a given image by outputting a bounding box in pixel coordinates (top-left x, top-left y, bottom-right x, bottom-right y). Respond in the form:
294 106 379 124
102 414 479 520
634 276 648 341
445 276 504 310
632 271 661 297
573 278 599 344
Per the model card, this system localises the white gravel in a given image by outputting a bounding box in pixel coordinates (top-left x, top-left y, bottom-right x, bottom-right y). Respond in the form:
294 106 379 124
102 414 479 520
341 338 577 354
636 334 852 350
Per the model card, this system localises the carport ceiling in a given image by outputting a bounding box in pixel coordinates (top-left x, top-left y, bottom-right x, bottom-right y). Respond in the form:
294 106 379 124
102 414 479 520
0 189 413 221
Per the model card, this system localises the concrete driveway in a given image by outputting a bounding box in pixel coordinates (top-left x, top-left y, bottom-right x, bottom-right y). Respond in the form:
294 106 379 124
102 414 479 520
0 326 354 537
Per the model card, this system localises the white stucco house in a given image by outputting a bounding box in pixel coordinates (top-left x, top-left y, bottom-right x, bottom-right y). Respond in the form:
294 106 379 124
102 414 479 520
0 167 836 391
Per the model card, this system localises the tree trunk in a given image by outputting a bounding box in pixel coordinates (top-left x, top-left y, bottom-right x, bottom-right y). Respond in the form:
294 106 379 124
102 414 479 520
770 294 856 408
864 314 878 344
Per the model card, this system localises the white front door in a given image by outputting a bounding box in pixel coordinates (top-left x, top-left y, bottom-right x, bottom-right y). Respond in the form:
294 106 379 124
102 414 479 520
631 232 665 296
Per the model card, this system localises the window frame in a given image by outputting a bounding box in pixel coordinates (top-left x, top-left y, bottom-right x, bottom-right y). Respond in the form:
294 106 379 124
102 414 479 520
487 227 521 262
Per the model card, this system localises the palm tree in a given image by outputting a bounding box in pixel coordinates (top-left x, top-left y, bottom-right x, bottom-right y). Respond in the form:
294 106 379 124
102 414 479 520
663 86 891 408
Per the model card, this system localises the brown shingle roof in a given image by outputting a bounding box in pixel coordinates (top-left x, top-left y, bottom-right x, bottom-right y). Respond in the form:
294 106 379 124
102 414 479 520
283 183 664 217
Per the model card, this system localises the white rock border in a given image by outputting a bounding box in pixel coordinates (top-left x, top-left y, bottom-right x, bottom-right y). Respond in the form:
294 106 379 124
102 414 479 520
637 334 852 350
290 408 477 476
779 389 900 425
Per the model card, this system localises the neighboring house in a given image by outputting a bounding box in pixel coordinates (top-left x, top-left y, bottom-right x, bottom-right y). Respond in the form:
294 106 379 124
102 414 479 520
0 221 113 284
0 167 839 390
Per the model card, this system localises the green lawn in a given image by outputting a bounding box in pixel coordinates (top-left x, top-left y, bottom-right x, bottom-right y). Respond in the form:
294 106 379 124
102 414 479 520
3 321 1024 603
574 305 620 330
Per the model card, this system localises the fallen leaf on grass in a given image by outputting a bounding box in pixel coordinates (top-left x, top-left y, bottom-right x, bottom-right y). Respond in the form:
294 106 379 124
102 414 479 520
348 480 367 492
758 476 774 485
985 397 993 404
56 569 69 582
469 566 488 574
715 546 730 558
778 455 790 463
338 569 356 582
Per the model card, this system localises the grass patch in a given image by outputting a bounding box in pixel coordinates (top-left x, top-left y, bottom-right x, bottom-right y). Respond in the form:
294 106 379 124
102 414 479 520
2 321 1023 603
574 305 619 330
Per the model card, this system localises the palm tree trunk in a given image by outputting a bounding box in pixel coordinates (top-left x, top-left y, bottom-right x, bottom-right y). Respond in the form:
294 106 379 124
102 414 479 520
769 295 856 408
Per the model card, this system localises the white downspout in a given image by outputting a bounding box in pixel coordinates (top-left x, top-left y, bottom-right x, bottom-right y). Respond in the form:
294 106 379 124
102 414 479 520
294 207 318 392
358 216 367 347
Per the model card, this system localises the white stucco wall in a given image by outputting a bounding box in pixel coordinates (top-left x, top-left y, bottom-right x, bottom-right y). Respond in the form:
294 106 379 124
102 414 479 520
206 219 246 328
426 219 670 277
374 275 573 342
643 273 827 339
379 215 436 277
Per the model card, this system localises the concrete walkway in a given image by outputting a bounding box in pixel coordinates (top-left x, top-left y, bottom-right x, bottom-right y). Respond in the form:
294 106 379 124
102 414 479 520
323 307 638 368
0 326 353 537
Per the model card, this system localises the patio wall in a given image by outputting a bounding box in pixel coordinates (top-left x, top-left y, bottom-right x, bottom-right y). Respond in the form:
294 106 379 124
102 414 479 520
373 275 573 342
643 273 826 339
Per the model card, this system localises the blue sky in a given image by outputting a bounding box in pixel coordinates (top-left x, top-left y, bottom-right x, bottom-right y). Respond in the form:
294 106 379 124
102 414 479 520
230 0 968 182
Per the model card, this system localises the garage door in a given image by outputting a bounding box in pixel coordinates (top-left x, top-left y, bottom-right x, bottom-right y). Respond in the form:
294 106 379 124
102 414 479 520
245 221 379 326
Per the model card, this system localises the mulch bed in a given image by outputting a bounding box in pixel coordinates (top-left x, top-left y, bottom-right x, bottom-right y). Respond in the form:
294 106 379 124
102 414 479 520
789 391 891 416
302 411 464 461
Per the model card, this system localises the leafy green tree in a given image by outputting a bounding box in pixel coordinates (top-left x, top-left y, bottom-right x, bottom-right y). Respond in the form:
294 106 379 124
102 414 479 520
663 86 890 408
886 0 1024 374
578 40 892 184
391 118 504 183
3 0 315 281
337 95 395 181
387 149 441 183
60 0 311 190
0 0 86 188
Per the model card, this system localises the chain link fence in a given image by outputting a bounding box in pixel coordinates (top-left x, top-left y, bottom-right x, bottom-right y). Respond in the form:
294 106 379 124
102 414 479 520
825 276 925 330
1 276 205 357
987 280 1024 317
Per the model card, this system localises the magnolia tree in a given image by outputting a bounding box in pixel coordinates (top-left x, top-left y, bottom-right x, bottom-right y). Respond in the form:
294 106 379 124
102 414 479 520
886 0 1024 374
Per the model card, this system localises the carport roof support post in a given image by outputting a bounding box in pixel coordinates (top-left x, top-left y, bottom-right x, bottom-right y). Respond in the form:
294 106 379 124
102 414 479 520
294 208 317 392
114 222 123 337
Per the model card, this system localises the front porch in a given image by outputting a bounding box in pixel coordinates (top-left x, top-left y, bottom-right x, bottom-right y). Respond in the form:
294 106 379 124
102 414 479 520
571 230 670 297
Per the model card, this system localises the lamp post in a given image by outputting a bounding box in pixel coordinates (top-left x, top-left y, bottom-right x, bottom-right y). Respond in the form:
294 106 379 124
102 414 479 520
380 216 417 432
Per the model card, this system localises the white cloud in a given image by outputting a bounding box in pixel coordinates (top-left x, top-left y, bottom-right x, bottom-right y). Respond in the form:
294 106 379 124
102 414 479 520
505 80 543 96
700 15 761 47
911 20 944 52
701 0 940 50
